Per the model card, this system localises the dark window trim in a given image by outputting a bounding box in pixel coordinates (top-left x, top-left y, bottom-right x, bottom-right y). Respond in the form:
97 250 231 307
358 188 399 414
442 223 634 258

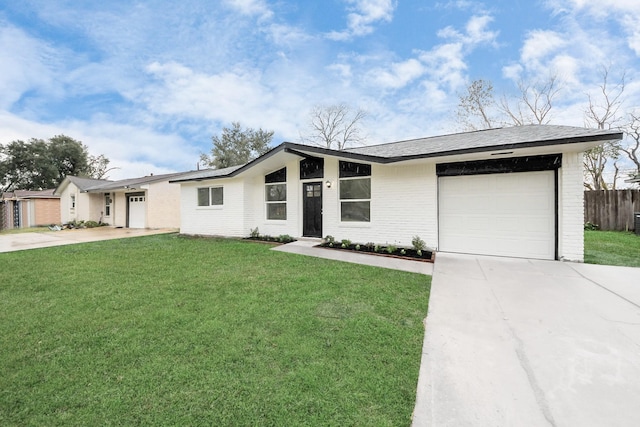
436 154 562 176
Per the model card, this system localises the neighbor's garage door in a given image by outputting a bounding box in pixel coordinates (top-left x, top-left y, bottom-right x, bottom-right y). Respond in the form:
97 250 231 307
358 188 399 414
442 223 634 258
438 171 555 260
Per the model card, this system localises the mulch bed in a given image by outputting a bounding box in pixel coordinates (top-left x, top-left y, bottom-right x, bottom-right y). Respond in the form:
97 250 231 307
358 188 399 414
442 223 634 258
317 242 435 263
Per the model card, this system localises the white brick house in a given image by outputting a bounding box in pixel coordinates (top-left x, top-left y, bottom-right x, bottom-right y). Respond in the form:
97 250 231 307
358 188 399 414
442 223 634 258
171 125 622 261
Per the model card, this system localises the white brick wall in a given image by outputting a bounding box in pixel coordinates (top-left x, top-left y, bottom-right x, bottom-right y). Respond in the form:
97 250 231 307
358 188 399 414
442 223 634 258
180 179 246 236
558 151 585 261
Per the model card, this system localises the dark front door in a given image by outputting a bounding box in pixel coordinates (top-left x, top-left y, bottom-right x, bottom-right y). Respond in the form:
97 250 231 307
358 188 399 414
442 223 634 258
303 182 323 237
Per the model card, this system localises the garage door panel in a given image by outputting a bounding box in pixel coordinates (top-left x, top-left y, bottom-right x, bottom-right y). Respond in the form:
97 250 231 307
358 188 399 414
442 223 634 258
439 171 555 260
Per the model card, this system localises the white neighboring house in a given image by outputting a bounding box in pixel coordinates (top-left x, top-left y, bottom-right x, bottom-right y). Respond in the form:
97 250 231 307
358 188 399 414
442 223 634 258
55 172 193 229
170 125 622 261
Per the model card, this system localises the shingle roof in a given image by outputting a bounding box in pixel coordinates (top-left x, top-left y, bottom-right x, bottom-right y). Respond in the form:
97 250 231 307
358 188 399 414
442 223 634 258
169 125 623 183
67 176 112 191
167 165 244 183
84 171 197 192
344 125 622 159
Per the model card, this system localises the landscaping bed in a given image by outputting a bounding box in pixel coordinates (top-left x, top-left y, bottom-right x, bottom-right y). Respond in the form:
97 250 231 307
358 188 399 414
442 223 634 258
318 236 435 262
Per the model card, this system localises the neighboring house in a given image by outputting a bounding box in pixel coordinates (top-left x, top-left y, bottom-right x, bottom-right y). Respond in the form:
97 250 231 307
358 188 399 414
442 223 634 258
171 125 622 262
54 172 192 229
0 189 61 230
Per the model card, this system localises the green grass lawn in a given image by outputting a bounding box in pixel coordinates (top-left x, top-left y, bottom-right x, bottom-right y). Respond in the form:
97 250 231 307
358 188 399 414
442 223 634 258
0 234 430 426
584 230 640 267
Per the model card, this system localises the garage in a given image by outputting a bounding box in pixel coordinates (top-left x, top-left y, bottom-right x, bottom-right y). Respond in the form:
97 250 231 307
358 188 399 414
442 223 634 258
438 156 559 260
128 194 146 228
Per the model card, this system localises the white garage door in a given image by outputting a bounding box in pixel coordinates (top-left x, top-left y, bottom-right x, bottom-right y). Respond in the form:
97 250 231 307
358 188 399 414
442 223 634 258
439 171 555 260
128 195 146 228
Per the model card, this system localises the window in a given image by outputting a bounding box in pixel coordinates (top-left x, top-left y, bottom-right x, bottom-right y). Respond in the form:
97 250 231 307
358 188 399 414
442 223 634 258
104 193 112 216
197 187 224 206
265 167 286 220
339 161 371 222
70 194 76 212
300 157 324 179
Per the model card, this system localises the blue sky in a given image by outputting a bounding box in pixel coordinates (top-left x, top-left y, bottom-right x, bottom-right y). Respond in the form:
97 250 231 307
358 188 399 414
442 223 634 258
1 0 639 179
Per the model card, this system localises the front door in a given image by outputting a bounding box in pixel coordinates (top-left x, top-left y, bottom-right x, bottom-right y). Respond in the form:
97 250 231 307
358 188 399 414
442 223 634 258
303 182 322 237
128 194 147 228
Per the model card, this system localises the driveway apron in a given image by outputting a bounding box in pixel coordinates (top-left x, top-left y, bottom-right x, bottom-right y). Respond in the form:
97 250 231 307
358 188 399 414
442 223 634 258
413 253 640 427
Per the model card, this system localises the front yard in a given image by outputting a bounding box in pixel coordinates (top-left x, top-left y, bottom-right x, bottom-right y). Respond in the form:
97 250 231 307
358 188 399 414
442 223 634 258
584 230 640 267
0 234 430 426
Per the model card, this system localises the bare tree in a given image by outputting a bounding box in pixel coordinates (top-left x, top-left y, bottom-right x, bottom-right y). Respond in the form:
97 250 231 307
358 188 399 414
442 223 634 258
621 112 640 179
301 104 367 150
500 76 561 125
583 67 625 190
456 79 498 131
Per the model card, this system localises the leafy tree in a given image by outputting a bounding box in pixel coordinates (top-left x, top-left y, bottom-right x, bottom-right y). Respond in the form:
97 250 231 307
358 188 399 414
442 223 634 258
0 135 109 191
200 122 273 169
87 154 117 179
300 104 367 150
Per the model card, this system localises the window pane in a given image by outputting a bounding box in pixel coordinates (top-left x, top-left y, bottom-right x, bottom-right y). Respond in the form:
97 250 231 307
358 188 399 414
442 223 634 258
267 203 287 220
300 158 324 179
339 161 371 178
340 178 370 200
341 201 370 222
265 167 287 183
266 184 286 201
197 188 210 206
211 187 223 205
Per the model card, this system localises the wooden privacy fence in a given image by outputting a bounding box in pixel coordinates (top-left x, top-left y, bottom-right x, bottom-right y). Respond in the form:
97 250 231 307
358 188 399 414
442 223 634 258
584 190 640 231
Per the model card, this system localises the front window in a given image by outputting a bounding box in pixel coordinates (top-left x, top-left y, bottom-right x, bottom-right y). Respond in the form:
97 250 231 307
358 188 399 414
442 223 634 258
265 167 287 220
339 161 371 222
104 193 112 216
70 194 76 212
197 187 224 206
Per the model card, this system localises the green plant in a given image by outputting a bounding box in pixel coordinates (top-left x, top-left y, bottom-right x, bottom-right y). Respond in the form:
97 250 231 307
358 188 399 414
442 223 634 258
400 248 406 255
374 245 380 252
355 244 361 251
84 220 100 228
584 222 599 231
365 242 375 251
417 249 422 256
249 227 260 238
278 234 294 243
341 239 351 247
411 235 426 251
325 235 335 243
386 244 397 254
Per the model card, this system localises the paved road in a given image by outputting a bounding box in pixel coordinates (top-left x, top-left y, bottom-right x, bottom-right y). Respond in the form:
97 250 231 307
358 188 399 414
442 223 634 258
0 227 177 253
413 253 640 427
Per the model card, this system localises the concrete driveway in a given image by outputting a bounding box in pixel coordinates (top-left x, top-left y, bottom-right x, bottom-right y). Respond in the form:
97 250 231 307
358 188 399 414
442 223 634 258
0 227 177 253
413 253 640 427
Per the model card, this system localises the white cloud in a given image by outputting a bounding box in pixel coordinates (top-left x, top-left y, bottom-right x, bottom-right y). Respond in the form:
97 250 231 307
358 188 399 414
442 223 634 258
224 0 274 19
0 23 60 109
327 0 396 40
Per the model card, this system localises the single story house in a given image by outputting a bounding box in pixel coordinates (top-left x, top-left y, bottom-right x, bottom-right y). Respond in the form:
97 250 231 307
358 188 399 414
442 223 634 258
0 189 61 230
54 172 193 229
170 125 622 261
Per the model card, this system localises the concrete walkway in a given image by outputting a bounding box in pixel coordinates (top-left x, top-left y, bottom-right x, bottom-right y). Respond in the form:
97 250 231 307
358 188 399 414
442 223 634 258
412 253 640 427
0 227 177 253
271 239 434 275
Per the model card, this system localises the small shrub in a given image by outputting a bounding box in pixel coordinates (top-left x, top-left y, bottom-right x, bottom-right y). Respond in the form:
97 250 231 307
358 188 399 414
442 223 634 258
355 244 361 251
374 245 380 252
250 227 260 238
386 244 397 254
584 222 599 231
417 249 422 256
411 235 426 251
84 220 100 228
278 234 294 243
400 248 406 255
341 239 351 247
365 242 375 251
325 235 335 244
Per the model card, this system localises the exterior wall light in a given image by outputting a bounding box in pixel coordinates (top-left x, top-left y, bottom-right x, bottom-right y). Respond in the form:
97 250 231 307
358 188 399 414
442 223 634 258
325 180 332 188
